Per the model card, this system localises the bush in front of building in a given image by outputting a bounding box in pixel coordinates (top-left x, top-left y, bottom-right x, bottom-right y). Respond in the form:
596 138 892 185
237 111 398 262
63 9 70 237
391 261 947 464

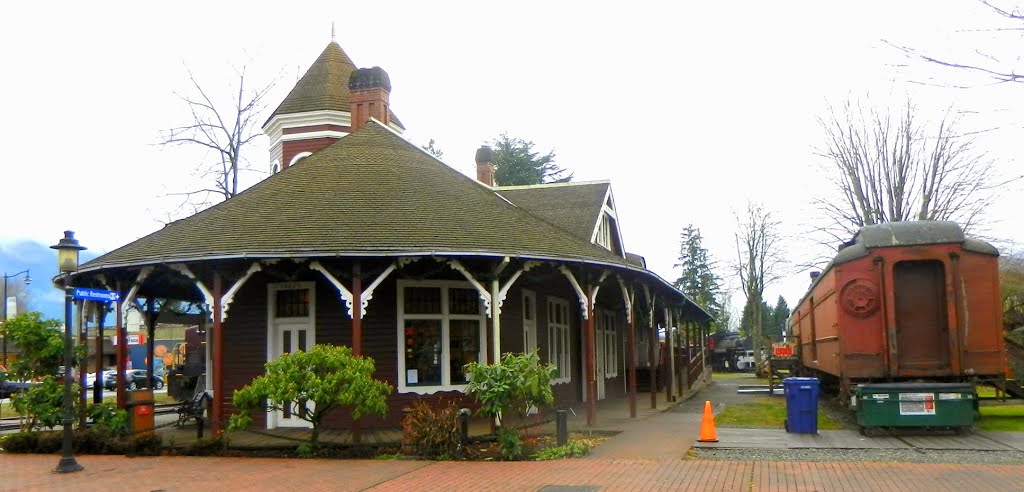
228 344 393 449
464 350 556 460
0 429 160 455
401 399 463 459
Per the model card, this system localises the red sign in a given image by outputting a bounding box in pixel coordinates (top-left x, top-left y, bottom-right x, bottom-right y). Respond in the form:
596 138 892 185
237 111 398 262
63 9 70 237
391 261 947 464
135 404 153 416
773 346 794 357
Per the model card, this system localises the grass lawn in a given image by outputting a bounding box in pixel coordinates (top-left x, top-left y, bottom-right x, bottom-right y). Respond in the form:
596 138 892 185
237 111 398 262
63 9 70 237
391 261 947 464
1 391 177 417
976 405 1024 432
714 395 843 430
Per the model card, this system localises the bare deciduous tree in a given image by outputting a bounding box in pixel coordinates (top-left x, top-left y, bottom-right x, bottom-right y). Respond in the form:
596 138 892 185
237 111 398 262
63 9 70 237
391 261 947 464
815 97 999 241
160 66 275 212
734 202 785 369
884 1 1023 85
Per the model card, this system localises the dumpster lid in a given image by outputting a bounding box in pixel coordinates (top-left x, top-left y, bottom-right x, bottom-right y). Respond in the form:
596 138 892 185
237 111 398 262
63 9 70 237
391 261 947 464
857 382 974 392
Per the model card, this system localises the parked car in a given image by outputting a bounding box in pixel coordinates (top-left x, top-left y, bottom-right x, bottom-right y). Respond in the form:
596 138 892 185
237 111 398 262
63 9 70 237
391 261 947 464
84 369 118 389
0 365 33 398
104 369 164 390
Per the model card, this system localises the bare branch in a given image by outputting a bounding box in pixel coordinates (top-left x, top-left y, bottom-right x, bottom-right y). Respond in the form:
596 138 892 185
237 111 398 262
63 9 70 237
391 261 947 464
158 63 277 217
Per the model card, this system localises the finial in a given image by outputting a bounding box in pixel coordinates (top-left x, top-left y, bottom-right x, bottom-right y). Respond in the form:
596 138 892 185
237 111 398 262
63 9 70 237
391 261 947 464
331 22 336 42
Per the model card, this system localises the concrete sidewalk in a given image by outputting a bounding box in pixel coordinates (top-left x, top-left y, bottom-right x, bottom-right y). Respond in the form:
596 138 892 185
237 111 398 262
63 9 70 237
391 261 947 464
3 444 1023 491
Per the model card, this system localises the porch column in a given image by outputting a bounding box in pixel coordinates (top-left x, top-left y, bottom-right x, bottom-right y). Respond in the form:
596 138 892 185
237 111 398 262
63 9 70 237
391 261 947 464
626 301 637 418
585 285 596 426
619 277 636 418
93 302 106 404
491 279 501 363
212 272 224 436
352 263 362 357
644 288 657 409
115 286 125 409
679 313 688 394
145 298 156 390
665 308 675 401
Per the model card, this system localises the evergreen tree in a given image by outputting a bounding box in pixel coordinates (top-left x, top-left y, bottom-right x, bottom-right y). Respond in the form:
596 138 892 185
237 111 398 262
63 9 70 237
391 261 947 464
768 295 791 339
739 298 772 339
673 225 725 330
491 133 572 186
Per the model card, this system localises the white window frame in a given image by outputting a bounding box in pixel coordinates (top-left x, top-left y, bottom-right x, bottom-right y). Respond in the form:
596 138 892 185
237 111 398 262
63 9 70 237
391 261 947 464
596 214 613 250
598 308 618 378
396 280 486 394
547 296 571 385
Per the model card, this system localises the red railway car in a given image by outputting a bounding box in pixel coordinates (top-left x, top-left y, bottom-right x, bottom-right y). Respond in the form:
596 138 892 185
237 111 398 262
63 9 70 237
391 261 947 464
788 221 1005 397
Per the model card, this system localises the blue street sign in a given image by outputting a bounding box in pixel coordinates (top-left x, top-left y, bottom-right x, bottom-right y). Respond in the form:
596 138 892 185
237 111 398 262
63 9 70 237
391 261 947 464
72 287 120 302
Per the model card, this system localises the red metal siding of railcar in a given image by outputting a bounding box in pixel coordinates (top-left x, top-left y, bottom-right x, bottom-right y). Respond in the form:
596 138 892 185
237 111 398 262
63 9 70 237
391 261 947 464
957 251 1005 376
790 241 1005 385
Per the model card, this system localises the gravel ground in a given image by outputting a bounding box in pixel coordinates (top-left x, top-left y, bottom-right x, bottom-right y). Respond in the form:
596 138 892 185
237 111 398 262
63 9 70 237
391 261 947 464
686 374 1024 465
692 447 1024 465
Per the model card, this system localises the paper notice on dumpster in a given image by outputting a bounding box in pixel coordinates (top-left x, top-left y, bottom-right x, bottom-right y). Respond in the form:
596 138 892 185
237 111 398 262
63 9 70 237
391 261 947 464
898 393 936 415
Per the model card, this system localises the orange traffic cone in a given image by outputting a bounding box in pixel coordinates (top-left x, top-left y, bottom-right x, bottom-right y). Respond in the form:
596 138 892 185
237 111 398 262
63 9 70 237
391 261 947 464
698 400 718 442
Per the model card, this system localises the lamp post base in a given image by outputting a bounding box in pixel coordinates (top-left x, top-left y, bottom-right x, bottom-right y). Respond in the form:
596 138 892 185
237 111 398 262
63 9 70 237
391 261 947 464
54 456 83 474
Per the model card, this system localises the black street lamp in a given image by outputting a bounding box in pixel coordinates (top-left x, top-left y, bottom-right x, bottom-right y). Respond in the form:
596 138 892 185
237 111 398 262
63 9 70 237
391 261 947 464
51 230 85 474
2 269 31 367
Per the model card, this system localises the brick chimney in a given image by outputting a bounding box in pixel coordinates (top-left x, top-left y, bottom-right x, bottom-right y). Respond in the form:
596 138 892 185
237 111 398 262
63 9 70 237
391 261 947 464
348 66 391 131
475 145 495 187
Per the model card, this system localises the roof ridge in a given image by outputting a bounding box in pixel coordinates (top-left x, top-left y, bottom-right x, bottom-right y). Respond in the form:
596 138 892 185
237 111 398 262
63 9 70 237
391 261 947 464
493 179 610 191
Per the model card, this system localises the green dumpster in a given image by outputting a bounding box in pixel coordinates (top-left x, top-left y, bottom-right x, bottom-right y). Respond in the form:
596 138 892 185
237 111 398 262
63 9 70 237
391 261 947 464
854 383 976 430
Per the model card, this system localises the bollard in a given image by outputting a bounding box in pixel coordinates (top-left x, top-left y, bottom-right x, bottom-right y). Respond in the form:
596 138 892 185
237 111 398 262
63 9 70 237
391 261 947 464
458 408 471 444
556 409 568 446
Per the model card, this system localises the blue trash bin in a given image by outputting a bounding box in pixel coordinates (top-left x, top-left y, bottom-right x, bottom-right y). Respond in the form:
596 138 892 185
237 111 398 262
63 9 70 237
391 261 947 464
783 377 820 434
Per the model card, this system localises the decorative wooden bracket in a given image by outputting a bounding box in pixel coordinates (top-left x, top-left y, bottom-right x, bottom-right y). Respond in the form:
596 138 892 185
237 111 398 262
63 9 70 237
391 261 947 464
494 260 542 316
310 260 405 319
445 259 493 316
121 267 153 319
309 261 354 317
221 262 262 318
618 275 633 324
558 266 589 319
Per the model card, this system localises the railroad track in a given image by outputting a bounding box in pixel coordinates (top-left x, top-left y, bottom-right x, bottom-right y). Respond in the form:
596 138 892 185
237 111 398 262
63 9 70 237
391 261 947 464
0 402 183 432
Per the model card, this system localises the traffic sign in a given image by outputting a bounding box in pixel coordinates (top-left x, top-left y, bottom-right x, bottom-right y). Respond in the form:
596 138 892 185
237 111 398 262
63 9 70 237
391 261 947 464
72 287 120 302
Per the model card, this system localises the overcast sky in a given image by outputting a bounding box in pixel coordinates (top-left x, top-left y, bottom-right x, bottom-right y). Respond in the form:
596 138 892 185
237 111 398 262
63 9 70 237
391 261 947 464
2 1 1021 322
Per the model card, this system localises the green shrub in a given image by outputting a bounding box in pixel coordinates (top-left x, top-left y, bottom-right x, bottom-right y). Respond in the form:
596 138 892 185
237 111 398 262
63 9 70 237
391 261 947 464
184 436 228 456
229 344 392 449
87 402 128 435
11 377 67 430
296 442 315 458
533 439 592 460
401 400 463 459
465 350 556 460
0 432 40 453
127 434 163 456
496 426 523 460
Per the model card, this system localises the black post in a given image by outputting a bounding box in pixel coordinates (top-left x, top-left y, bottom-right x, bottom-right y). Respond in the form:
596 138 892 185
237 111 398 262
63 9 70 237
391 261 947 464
556 409 568 446
458 408 470 444
2 276 7 368
55 283 82 473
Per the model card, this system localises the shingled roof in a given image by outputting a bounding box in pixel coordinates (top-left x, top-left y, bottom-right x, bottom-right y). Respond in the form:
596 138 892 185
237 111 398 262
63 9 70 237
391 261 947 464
266 42 403 128
83 121 631 271
496 181 610 243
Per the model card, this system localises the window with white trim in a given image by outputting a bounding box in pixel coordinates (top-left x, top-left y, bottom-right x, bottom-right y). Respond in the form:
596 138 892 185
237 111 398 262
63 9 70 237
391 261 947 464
397 280 485 393
547 297 571 384
596 214 613 250
599 309 619 378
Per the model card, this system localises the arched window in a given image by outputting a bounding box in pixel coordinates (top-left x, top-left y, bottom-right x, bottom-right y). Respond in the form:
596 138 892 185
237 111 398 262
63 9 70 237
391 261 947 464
270 159 280 174
289 152 312 167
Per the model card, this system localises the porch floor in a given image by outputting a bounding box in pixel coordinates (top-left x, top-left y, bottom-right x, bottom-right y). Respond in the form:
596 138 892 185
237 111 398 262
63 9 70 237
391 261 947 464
156 389 693 449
